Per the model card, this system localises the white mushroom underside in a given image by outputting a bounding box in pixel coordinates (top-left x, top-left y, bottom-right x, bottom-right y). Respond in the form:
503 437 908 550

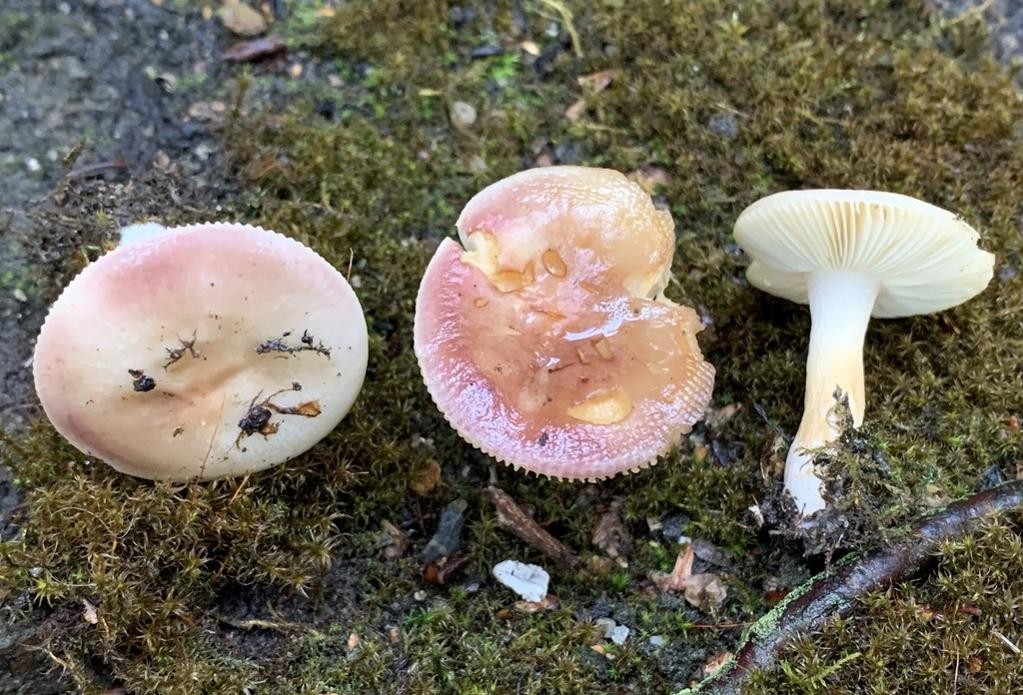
734 190 994 517
738 190 994 317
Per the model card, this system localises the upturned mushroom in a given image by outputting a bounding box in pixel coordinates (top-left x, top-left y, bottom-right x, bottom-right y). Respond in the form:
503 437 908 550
414 166 715 480
734 190 995 517
33 222 368 481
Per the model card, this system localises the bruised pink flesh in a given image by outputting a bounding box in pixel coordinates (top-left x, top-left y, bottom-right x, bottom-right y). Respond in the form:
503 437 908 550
415 167 715 480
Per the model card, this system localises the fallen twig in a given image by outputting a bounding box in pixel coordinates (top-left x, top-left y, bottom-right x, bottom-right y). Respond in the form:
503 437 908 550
66 158 128 180
689 480 1023 694
218 615 318 636
484 486 580 568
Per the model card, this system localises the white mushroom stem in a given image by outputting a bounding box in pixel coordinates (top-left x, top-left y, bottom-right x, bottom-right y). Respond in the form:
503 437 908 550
786 269 879 516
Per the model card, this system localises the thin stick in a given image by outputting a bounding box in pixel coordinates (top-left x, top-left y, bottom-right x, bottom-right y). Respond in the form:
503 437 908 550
690 480 1023 694
484 486 580 568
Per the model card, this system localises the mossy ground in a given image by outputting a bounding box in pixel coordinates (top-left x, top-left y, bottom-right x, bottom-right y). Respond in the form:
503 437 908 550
2 1 1023 693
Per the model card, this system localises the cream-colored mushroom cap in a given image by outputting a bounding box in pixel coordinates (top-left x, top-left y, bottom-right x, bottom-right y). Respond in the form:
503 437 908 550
734 190 995 317
33 222 368 481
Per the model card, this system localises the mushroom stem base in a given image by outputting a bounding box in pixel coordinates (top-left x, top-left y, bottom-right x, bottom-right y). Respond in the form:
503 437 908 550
786 269 878 517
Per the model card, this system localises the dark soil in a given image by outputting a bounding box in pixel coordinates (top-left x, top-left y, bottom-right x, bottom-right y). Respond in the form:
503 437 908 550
0 0 227 433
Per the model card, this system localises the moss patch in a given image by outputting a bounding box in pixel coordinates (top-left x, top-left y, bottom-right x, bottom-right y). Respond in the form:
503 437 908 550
749 514 1023 693
2 0 1023 693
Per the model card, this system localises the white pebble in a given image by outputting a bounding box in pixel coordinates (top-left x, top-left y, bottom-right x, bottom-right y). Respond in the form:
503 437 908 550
450 101 477 128
492 560 549 602
610 625 630 645
594 617 616 638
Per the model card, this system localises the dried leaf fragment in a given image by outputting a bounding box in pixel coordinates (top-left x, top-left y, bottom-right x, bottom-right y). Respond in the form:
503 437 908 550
592 500 632 564
703 650 733 676
271 400 322 417
577 69 620 91
684 573 728 612
82 599 98 625
223 35 286 62
565 98 587 122
411 458 442 495
514 594 559 613
651 544 695 592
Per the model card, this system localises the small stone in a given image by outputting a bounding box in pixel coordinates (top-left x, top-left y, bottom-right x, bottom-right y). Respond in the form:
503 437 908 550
493 560 549 602
450 101 477 128
218 0 267 37
420 498 468 562
660 514 687 543
26 158 41 173
649 635 666 648
520 40 540 56
594 617 616 638
609 624 630 645
288 63 303 79
413 590 427 601
12 288 27 303
470 44 503 59
708 113 739 139
684 573 728 611
692 538 734 569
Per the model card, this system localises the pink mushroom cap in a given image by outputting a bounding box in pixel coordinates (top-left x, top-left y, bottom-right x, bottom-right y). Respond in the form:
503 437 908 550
33 222 368 481
414 167 715 480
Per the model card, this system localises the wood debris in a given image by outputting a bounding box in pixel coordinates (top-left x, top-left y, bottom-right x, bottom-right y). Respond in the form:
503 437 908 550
484 486 580 568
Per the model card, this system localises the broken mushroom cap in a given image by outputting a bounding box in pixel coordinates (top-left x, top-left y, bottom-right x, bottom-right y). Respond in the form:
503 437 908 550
33 222 369 481
414 166 715 481
734 189 994 516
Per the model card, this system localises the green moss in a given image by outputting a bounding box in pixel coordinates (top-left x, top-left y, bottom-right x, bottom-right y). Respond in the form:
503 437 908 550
749 515 1023 693
3 0 1023 693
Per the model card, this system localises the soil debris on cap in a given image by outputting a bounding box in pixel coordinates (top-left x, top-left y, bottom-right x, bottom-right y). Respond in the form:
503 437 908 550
128 369 156 392
255 329 331 358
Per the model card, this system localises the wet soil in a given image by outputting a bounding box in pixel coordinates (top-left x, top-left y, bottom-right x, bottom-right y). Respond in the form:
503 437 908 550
0 0 227 433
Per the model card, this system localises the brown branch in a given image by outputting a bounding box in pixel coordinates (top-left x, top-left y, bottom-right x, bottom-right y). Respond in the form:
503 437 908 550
484 486 580 568
696 480 1023 694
